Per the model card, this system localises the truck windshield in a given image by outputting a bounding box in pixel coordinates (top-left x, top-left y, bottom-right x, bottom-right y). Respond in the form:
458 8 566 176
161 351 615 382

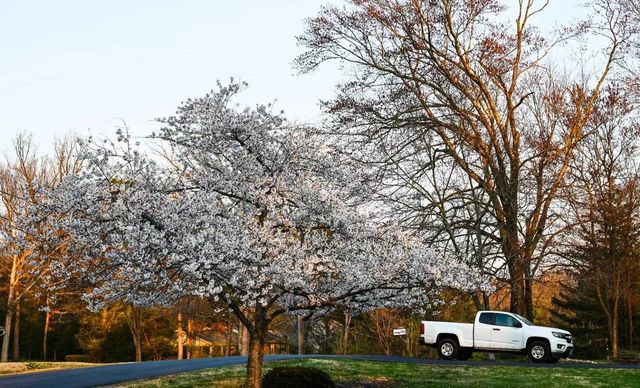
513 313 534 326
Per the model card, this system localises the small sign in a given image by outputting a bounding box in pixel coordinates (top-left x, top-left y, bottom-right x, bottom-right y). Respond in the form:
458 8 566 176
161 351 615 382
393 328 406 336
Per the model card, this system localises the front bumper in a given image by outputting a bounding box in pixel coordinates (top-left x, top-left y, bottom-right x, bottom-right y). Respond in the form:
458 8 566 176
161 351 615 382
552 346 574 358
551 337 574 358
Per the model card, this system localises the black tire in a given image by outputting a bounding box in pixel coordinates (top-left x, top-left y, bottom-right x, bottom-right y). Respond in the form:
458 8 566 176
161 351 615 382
456 348 473 361
527 340 551 363
437 338 459 360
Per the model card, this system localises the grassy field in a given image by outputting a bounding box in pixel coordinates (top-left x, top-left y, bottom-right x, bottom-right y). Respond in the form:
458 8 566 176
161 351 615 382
123 358 640 388
0 361 99 375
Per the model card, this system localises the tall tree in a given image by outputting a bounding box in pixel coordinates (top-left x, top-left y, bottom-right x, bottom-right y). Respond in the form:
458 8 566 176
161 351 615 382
0 135 80 362
47 83 487 387
559 87 640 357
296 0 630 319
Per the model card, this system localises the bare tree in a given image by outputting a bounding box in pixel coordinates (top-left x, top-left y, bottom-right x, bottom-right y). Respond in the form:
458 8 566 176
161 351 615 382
297 0 631 319
0 134 83 362
1 134 50 362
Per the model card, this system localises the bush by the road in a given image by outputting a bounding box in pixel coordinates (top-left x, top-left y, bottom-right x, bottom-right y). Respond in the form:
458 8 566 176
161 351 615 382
262 366 336 388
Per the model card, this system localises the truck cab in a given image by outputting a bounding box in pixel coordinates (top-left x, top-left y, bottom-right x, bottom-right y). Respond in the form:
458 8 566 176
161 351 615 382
419 311 573 363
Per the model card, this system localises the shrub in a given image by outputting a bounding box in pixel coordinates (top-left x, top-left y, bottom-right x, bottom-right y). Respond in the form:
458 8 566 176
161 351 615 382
262 366 335 388
25 362 45 370
64 354 97 363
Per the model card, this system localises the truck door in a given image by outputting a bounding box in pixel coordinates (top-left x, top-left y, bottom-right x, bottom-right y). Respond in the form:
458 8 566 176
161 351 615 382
474 312 494 348
490 313 524 350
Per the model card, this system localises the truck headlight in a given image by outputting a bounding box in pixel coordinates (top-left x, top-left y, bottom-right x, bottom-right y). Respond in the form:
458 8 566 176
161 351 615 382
552 331 572 341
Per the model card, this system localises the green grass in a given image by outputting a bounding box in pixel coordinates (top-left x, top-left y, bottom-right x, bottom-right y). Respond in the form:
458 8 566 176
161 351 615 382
0 361 99 375
122 363 247 388
122 358 640 388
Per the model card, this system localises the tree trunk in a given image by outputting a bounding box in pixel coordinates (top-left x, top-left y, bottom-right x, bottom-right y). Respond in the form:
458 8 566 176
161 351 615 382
240 323 249 356
342 313 351 355
371 311 390 355
186 317 193 360
524 265 534 320
177 311 184 360
628 300 633 350
472 293 482 312
297 315 304 355
246 336 264 388
596 284 616 358
502 208 535 321
508 258 530 319
124 305 143 362
612 298 620 358
474 291 491 311
236 319 242 355
225 313 233 356
143 331 158 361
318 318 331 354
1 310 12 363
133 333 142 362
12 303 20 361
43 310 51 361
245 317 268 388
1 254 18 363
405 324 411 357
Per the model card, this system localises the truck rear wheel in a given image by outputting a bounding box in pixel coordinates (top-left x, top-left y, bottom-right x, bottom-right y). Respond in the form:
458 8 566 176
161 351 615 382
437 338 459 360
527 341 550 363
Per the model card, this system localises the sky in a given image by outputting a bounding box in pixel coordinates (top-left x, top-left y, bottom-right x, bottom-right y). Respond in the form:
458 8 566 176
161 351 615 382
0 0 586 155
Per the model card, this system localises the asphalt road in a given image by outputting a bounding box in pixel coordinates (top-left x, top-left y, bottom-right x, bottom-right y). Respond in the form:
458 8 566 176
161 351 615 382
0 354 639 388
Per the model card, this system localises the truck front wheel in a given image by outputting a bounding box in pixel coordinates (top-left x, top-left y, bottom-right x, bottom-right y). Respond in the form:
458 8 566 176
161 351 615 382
527 341 550 363
437 338 459 360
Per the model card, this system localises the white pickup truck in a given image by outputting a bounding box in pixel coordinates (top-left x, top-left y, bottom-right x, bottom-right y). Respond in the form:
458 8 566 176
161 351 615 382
419 311 573 363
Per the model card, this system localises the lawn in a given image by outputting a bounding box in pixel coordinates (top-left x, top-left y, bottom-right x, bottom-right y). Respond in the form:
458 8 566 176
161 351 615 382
122 358 640 388
0 361 99 375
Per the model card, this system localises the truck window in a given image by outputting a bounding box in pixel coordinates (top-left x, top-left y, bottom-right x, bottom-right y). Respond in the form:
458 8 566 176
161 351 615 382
513 313 534 326
495 313 519 327
479 312 495 325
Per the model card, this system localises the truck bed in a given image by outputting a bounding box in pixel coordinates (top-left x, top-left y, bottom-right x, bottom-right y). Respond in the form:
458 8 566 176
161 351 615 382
422 321 474 348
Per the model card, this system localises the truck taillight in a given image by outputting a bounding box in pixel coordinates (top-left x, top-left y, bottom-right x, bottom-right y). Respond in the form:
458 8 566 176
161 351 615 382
420 323 424 335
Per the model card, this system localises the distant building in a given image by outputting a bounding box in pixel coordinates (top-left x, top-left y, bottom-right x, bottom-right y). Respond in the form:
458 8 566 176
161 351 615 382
186 325 287 357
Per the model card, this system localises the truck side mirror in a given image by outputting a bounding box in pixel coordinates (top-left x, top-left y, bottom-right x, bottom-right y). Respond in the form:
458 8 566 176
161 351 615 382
513 321 522 328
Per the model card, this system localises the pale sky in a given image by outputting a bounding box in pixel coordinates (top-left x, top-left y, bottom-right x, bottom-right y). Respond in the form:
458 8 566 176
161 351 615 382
0 0 585 154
